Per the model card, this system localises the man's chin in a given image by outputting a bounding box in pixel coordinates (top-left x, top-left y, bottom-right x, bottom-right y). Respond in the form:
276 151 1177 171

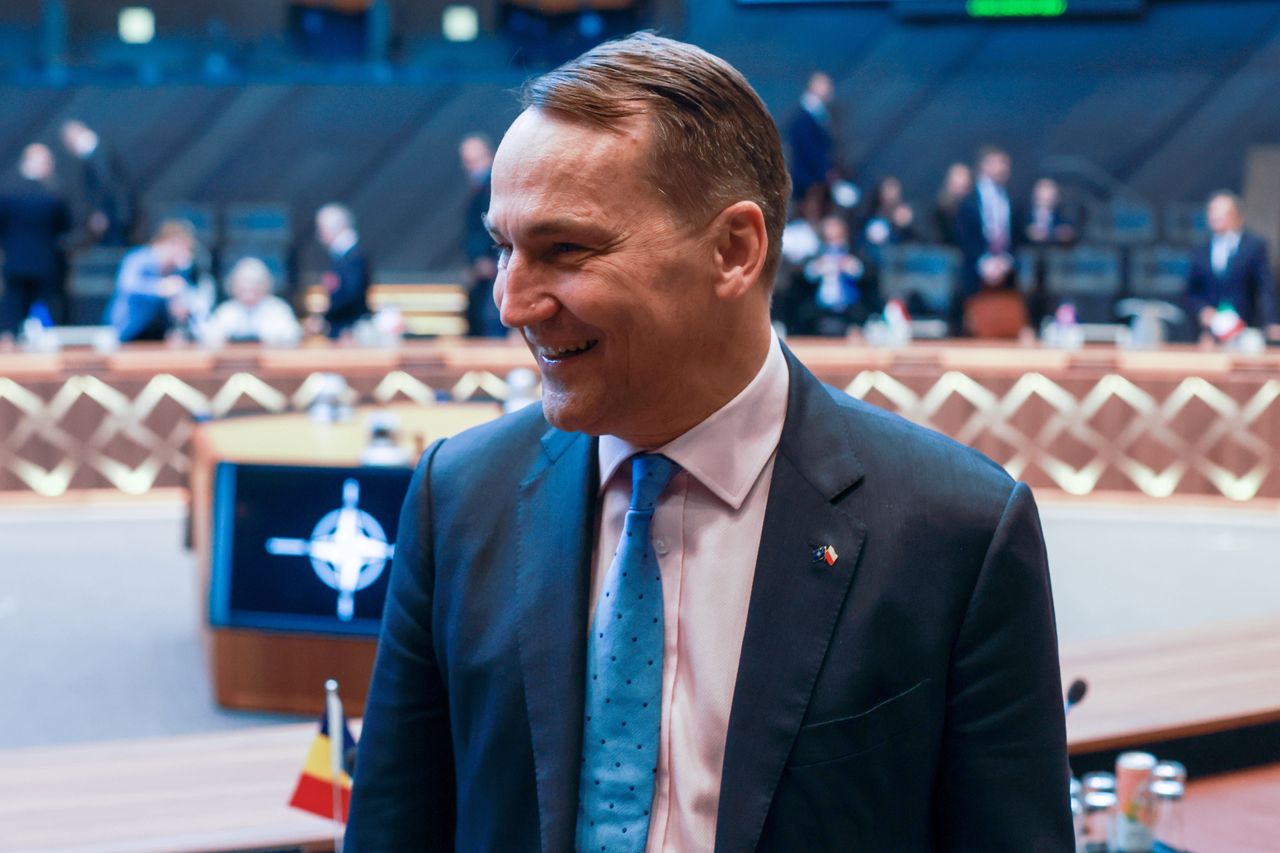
539 395 607 437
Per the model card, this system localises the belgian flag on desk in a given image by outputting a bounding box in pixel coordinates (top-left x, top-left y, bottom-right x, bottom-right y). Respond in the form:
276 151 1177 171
289 710 357 821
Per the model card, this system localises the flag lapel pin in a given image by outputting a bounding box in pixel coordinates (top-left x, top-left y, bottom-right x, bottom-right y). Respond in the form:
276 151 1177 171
812 544 838 566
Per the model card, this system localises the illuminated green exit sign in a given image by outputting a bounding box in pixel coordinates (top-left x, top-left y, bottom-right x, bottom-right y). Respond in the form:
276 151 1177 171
967 0 1068 16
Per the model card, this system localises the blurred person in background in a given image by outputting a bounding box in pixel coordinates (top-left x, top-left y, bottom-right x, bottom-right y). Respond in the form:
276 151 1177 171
1185 191 1277 340
459 132 504 338
799 214 873 335
201 256 301 347
104 220 204 342
931 161 972 246
1021 177 1077 328
955 145 1026 337
773 194 826 330
312 202 370 340
0 143 71 338
1022 178 1076 246
787 71 837 209
859 175 918 250
779 191 826 274
59 119 135 247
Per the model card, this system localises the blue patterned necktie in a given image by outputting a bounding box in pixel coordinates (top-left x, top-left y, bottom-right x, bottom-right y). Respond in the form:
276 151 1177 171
577 453 680 853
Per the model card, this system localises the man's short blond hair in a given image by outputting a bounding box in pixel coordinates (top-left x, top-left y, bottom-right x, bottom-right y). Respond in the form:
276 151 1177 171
521 32 791 283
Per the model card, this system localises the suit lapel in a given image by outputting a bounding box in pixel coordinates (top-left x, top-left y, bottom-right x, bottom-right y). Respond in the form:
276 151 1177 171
515 428 596 853
715 350 868 853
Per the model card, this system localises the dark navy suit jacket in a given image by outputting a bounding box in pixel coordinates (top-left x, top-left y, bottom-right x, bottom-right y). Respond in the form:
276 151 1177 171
1184 231 1276 329
325 241 371 337
787 107 833 201
348 348 1072 852
955 188 1020 297
0 178 71 278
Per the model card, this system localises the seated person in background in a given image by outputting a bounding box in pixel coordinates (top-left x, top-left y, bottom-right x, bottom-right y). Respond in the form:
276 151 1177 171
1023 178 1076 245
1185 191 1277 341
930 162 972 246
859 175 917 249
200 257 301 347
311 202 369 339
104 219 203 342
772 194 826 332
779 191 827 269
797 215 874 336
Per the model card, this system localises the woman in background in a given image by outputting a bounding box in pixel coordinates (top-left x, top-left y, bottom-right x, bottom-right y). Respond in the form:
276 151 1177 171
201 256 300 347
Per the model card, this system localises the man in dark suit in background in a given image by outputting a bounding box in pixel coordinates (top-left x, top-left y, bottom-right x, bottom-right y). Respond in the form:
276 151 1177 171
349 33 1071 852
1022 177 1078 328
787 71 836 206
955 145 1026 337
0 143 71 337
459 133 504 338
1185 191 1277 339
313 203 370 339
60 119 135 248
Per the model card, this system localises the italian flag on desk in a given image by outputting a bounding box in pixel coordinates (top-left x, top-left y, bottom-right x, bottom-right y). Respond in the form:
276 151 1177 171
289 681 357 822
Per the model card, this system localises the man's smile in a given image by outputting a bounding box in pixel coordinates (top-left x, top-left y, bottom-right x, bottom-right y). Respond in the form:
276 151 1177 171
533 339 599 363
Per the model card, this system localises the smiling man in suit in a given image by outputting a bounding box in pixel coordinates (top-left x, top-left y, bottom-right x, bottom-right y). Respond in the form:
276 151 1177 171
347 33 1071 853
1185 191 1277 340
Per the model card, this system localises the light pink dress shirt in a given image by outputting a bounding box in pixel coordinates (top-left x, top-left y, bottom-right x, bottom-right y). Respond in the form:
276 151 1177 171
592 334 790 852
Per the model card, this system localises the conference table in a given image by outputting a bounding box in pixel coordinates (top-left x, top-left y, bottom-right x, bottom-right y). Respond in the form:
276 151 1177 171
2 337 1278 501
0 726 1275 852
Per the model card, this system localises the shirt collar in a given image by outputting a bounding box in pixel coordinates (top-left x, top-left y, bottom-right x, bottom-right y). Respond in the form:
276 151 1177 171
597 330 789 510
801 92 828 123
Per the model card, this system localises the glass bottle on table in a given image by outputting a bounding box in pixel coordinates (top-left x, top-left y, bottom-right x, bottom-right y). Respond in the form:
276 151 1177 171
1082 771 1116 796
1150 779 1187 853
1153 760 1186 786
1082 790 1117 853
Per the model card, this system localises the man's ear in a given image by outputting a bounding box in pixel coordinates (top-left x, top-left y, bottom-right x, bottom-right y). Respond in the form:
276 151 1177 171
710 201 769 301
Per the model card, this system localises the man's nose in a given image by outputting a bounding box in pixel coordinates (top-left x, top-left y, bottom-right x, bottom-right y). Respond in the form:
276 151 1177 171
495 255 557 329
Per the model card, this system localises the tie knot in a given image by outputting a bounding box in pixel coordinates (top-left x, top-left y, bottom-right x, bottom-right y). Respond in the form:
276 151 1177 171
629 453 679 512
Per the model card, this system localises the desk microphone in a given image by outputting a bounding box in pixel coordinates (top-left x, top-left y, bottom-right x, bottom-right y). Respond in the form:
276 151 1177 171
1064 678 1088 715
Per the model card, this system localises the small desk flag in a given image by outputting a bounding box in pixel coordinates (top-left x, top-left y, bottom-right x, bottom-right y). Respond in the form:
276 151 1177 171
289 705 357 822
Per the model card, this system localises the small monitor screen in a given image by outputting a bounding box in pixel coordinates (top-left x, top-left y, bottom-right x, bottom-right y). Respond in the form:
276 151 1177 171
210 462 414 636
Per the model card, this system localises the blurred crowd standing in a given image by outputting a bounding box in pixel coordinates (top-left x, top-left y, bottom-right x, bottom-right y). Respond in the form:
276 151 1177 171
0 94 1277 348
776 73 1279 346
0 118 514 349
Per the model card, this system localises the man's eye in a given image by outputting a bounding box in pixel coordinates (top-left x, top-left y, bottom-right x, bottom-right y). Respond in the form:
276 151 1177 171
551 243 586 256
494 244 511 268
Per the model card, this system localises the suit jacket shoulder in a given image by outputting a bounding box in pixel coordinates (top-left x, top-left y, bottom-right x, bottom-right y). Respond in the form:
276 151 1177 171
821 382 1016 526
430 403 552 488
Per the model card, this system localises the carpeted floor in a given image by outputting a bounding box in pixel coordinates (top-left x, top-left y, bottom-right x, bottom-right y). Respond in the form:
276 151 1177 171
0 501 301 750
1 495 1277 750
